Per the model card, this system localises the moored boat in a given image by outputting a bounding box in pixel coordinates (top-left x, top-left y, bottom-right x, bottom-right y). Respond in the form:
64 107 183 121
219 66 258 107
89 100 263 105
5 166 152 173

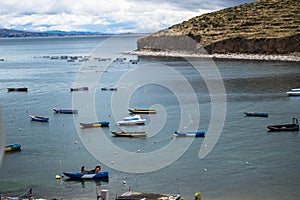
5 143 21 152
80 121 109 128
111 131 147 137
101 87 117 91
7 87 28 92
70 87 88 92
128 108 157 114
174 131 206 137
63 171 109 180
53 108 78 114
29 115 49 122
117 115 146 125
287 88 300 96
267 117 299 132
244 112 269 117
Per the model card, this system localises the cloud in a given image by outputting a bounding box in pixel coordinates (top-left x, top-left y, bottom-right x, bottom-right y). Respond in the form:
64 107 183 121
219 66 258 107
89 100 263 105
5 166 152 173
0 0 255 33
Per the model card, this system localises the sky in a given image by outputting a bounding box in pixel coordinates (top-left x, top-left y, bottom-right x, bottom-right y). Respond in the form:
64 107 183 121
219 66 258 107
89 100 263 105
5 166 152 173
0 0 255 33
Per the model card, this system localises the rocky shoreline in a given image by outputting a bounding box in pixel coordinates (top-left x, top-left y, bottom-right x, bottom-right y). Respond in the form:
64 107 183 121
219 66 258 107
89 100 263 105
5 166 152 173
126 50 300 62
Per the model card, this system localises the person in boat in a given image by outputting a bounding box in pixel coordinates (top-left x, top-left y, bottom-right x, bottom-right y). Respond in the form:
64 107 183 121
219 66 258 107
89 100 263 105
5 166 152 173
94 165 101 173
80 166 85 174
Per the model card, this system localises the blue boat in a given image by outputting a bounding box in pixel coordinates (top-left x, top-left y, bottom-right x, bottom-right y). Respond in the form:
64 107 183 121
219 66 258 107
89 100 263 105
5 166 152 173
5 143 21 152
63 171 109 179
287 88 300 96
244 112 269 117
174 131 206 137
53 108 78 114
29 115 49 122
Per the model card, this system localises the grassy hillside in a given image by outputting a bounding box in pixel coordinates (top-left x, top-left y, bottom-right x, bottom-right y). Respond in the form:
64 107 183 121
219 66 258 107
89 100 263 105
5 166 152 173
138 0 300 54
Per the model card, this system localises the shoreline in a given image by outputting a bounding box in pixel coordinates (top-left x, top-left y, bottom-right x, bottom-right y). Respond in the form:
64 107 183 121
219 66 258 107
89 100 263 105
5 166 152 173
125 50 300 62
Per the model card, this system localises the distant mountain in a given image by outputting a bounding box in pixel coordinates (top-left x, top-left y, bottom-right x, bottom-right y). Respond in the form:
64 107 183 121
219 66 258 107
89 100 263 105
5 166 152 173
0 28 108 38
137 0 300 55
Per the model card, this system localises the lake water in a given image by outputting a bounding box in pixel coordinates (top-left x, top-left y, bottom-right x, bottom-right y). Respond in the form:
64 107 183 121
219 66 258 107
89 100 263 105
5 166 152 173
0 36 300 200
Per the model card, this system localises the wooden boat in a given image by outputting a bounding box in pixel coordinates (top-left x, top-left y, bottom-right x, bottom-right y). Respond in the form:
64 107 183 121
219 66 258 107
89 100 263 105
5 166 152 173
287 88 300 96
117 115 146 125
128 108 157 114
70 87 88 92
101 87 117 91
7 87 28 92
267 118 299 132
63 171 109 180
5 143 21 152
29 115 49 122
53 108 78 114
111 131 147 137
174 131 206 137
80 121 109 128
244 112 269 117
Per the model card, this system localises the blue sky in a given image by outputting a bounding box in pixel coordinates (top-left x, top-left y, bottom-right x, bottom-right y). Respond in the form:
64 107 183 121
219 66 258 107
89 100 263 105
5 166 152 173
0 0 255 33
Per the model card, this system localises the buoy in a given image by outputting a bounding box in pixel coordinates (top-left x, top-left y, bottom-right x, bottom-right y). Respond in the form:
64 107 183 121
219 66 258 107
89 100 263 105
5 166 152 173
111 161 114 165
137 149 140 153
203 168 207 172
55 175 61 179
74 141 78 144
194 192 201 200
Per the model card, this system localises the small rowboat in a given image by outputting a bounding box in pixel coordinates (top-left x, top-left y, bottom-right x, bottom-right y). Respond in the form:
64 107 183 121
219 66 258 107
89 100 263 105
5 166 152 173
70 87 88 92
53 108 78 114
287 88 300 96
101 87 117 91
80 121 109 128
128 108 156 114
29 115 49 122
7 87 28 92
244 112 269 117
5 143 21 152
111 131 147 137
63 171 109 180
267 118 299 132
174 131 206 137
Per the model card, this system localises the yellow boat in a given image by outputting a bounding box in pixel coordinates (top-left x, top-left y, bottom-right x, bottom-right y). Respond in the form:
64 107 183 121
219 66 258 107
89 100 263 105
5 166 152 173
128 108 157 114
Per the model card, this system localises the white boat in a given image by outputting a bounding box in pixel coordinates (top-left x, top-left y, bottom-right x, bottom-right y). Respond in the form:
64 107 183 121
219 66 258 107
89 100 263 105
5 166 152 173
117 115 146 125
287 88 300 96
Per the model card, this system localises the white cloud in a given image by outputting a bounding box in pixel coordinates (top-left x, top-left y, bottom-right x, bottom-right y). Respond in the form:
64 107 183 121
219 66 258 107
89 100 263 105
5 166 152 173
0 0 254 33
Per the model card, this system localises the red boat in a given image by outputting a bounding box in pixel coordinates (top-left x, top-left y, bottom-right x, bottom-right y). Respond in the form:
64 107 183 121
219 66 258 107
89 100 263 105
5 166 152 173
267 118 299 132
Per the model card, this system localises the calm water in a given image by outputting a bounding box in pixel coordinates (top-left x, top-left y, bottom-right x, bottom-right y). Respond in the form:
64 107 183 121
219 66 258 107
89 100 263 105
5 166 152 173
0 36 300 200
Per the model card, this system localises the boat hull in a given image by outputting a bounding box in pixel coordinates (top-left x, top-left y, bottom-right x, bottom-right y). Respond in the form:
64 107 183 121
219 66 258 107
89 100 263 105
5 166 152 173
29 115 49 122
174 131 206 137
63 171 109 179
5 143 21 152
244 112 269 117
128 108 156 114
80 121 109 128
7 87 28 92
53 108 78 114
267 118 299 132
70 87 88 92
111 131 147 137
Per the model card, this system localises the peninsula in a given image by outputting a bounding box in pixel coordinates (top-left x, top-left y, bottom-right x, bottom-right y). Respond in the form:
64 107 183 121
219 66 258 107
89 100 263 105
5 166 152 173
137 0 299 57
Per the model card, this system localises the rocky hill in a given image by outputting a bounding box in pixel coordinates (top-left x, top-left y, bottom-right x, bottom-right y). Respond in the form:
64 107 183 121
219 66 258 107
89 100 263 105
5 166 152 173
137 0 300 55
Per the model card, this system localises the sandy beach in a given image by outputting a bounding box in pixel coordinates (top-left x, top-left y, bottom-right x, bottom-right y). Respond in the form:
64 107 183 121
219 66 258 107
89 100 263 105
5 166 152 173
125 50 300 62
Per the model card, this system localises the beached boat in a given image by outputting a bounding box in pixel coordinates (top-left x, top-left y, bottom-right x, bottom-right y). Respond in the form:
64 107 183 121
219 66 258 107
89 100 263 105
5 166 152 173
70 87 88 92
267 118 299 132
244 112 269 117
128 108 157 114
117 115 146 125
53 108 78 114
7 87 28 92
174 131 206 137
80 121 109 128
29 115 49 122
287 88 300 96
63 171 109 180
101 87 117 91
5 143 21 152
111 131 147 137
